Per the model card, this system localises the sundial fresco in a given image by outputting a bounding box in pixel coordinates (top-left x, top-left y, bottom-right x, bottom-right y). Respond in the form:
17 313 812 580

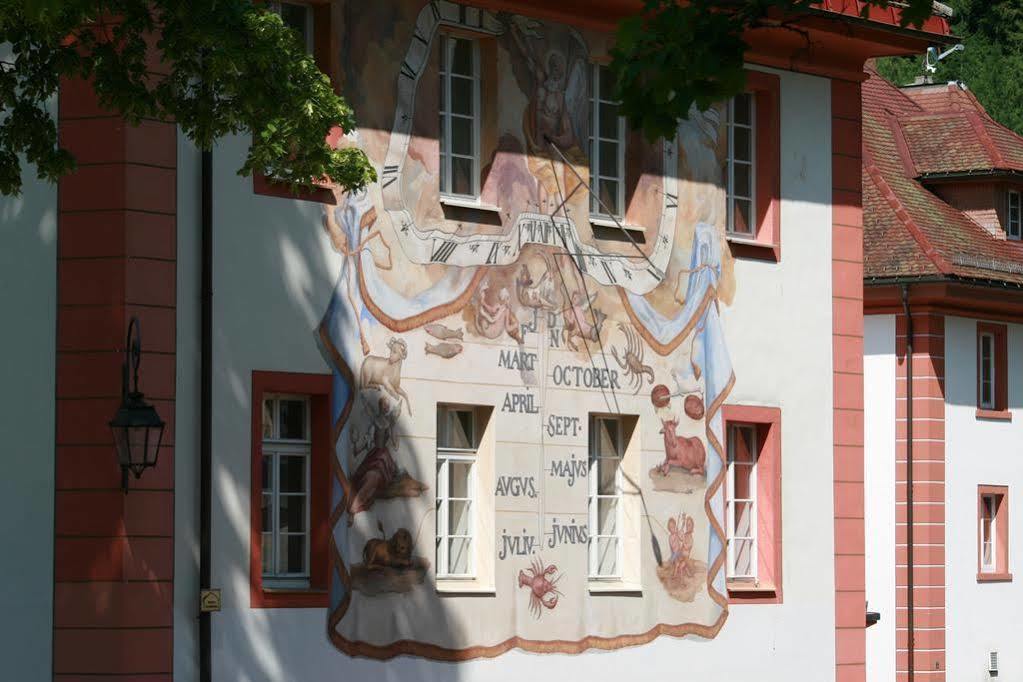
316 0 739 659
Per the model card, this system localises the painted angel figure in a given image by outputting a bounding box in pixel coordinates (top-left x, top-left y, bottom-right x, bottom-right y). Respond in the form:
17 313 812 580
506 15 589 211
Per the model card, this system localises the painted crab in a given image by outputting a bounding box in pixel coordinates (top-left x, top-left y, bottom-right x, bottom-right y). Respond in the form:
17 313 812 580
517 557 562 618
610 322 655 394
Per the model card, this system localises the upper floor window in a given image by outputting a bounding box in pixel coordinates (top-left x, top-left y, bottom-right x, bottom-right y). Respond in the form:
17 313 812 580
261 395 311 588
1008 190 1021 240
271 1 314 54
589 415 624 579
436 405 478 578
976 322 1008 417
589 65 626 220
726 422 757 580
977 485 1010 582
439 36 480 199
726 93 756 237
979 331 996 410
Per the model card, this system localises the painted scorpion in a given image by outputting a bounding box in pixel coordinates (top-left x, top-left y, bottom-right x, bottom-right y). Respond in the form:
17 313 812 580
610 322 655 394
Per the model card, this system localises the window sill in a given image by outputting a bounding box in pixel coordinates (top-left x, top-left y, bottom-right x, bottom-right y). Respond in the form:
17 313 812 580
435 580 495 596
976 408 1012 421
726 234 780 262
587 581 643 595
439 195 501 214
251 586 328 609
589 215 646 233
727 580 781 603
977 572 1013 583
253 173 336 205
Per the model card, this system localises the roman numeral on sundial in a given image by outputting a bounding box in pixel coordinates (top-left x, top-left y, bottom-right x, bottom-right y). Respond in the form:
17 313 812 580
431 239 458 263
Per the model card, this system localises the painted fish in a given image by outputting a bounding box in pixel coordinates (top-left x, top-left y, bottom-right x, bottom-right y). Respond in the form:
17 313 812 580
424 323 463 341
425 341 463 359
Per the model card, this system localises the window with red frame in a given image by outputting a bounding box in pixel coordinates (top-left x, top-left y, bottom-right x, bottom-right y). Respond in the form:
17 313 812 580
722 71 781 262
251 371 331 608
722 405 782 602
976 322 1008 418
978 485 1010 582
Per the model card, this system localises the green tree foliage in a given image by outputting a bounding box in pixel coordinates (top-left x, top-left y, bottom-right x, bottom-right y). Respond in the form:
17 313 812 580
0 0 376 196
611 0 937 141
876 1 1023 135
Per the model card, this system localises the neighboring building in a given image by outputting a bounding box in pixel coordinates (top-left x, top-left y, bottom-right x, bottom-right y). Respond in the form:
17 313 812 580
0 3 951 681
863 67 1023 682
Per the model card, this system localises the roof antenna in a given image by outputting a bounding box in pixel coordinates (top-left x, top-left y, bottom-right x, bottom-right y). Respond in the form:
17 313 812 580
921 43 964 83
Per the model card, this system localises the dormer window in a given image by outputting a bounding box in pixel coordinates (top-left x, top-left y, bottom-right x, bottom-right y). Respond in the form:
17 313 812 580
1008 190 1021 240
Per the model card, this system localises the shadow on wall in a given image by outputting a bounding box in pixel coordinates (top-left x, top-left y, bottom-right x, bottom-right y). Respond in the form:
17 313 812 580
198 134 468 682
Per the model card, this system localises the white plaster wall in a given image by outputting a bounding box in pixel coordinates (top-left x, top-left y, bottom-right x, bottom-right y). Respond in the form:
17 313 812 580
945 315 1023 682
192 67 837 682
0 102 57 678
174 132 202 682
864 314 896 682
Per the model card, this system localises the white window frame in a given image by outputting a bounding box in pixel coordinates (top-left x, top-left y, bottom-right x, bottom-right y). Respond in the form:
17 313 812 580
439 35 481 200
726 93 756 237
436 406 478 579
589 64 626 220
726 423 758 581
980 331 996 410
1008 190 1021 240
589 415 624 580
270 2 315 54
261 394 312 588
980 494 997 573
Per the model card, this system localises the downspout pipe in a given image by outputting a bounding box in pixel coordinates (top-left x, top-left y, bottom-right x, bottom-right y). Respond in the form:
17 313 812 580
199 148 213 682
901 284 915 682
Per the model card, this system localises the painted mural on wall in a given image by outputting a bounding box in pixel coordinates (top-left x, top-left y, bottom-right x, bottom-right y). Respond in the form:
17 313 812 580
315 0 738 660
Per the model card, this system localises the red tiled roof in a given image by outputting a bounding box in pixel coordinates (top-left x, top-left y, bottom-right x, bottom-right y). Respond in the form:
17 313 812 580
893 83 1023 175
816 0 952 36
862 66 1023 285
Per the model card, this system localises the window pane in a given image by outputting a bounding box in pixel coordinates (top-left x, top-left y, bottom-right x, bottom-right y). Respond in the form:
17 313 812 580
448 537 471 574
448 460 472 498
261 455 273 492
451 38 473 76
261 492 273 531
595 418 618 457
599 102 619 139
261 532 273 574
451 157 473 196
732 464 753 500
279 494 306 532
733 163 752 198
597 497 618 534
451 77 473 116
733 198 753 234
599 179 619 214
982 541 993 567
443 409 474 449
599 141 619 177
733 126 752 162
280 3 310 50
732 93 752 126
448 499 470 535
596 537 618 576
597 456 619 495
599 66 615 99
732 538 754 576
280 533 306 574
279 455 306 493
731 426 756 463
450 117 472 156
732 500 754 538
279 399 306 439
262 400 275 439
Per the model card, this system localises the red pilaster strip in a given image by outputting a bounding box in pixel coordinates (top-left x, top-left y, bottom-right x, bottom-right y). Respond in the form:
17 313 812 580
54 75 177 678
895 312 946 682
833 78 866 682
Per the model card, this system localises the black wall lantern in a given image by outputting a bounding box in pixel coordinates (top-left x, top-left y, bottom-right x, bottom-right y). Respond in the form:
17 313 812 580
109 317 165 492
